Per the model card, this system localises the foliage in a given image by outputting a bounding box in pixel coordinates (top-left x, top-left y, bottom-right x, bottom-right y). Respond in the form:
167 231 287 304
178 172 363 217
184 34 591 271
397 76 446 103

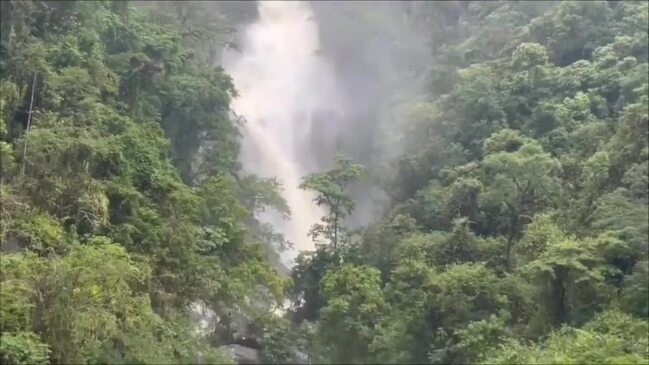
1 1 647 364
483 310 648 364
288 1 648 364
0 1 286 363
0 332 50 365
318 265 386 364
300 154 365 249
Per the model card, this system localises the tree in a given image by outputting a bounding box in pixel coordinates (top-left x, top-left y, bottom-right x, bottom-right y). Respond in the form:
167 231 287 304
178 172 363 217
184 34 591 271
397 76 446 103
299 153 364 250
483 310 648 364
318 265 386 364
0 2 283 363
481 129 561 268
289 247 339 323
1 0 648 363
519 226 615 331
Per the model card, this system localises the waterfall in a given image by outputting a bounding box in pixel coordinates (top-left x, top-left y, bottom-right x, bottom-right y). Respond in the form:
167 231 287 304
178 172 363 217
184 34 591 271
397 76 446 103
223 1 342 266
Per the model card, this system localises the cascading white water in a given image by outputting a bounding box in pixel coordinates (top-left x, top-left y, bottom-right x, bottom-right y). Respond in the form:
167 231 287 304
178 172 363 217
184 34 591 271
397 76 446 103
223 1 342 266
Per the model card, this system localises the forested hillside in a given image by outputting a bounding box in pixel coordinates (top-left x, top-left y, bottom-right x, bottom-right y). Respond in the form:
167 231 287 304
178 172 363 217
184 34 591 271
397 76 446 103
292 1 648 363
1 1 648 365
0 1 287 363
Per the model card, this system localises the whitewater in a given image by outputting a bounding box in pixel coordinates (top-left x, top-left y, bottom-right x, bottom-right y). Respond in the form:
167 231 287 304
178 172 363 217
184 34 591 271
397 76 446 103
223 1 343 266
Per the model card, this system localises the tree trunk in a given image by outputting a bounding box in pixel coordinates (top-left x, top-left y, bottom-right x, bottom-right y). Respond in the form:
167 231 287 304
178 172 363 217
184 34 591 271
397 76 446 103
505 213 518 269
20 72 37 176
550 267 568 326
332 212 338 250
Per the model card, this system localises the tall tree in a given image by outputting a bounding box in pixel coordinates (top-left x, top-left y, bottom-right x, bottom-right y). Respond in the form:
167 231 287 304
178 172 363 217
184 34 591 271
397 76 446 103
299 154 364 250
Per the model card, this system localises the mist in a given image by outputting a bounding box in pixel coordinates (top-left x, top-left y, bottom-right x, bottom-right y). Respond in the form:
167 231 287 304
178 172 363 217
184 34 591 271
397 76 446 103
222 1 339 264
219 1 429 264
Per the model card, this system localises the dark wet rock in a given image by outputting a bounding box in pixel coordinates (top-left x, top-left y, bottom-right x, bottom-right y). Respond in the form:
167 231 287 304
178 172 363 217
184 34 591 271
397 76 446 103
220 344 260 364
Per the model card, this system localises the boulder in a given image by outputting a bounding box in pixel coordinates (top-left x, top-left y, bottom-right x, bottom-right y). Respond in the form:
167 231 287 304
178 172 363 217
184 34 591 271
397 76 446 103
220 344 260 365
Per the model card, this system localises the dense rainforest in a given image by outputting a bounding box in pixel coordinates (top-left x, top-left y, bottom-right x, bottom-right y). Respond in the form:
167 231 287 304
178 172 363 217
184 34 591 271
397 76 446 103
0 1 647 365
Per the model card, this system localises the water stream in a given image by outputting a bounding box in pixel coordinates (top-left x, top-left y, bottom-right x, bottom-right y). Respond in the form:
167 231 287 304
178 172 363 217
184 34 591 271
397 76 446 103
223 1 343 266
